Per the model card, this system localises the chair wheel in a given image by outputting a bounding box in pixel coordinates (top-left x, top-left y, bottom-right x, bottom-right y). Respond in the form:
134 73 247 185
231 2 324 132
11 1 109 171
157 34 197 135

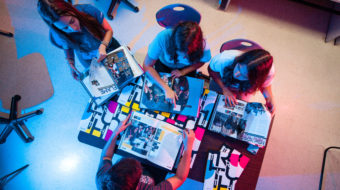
133 7 139 12
108 15 113 20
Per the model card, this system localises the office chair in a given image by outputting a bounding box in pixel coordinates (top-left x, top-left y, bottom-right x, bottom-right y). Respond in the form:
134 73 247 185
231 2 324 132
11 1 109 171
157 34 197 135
0 95 43 144
107 0 139 20
209 39 263 93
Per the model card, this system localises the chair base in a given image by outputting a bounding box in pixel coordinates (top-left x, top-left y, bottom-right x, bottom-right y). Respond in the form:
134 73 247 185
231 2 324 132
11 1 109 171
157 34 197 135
0 95 43 144
107 0 139 20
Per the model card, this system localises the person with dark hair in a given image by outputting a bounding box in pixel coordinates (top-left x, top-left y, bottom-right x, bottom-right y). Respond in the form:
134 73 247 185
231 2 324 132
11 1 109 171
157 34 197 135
37 0 120 80
143 21 211 105
208 49 275 114
96 114 196 190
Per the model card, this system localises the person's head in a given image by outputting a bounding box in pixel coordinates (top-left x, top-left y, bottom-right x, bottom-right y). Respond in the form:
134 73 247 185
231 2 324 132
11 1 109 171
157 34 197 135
224 49 273 93
101 158 142 190
37 0 105 49
168 21 204 63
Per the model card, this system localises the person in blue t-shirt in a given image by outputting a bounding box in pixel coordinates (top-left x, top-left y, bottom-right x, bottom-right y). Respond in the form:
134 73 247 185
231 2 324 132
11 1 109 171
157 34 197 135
143 21 212 105
37 0 120 80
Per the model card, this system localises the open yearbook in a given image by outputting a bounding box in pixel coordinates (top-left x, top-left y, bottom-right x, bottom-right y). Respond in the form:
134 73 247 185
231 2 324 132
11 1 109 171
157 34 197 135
117 112 184 171
80 46 143 105
140 73 204 117
208 95 272 147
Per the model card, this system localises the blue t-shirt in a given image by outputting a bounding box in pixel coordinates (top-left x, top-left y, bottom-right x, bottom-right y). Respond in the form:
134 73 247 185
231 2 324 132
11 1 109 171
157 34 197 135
147 29 212 69
50 4 105 68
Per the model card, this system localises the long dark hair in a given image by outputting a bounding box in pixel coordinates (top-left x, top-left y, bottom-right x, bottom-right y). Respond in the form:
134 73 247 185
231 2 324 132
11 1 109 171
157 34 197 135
167 21 205 64
222 49 273 94
37 0 105 51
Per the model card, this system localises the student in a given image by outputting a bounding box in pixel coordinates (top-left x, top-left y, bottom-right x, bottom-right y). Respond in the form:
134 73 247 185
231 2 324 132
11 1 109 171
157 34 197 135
96 114 195 190
143 21 211 104
208 49 275 114
37 0 120 80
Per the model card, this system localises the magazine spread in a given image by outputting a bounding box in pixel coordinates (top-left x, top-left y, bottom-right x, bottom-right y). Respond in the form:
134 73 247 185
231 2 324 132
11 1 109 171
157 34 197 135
80 46 143 105
140 73 204 117
208 95 271 147
118 112 183 171
203 144 249 190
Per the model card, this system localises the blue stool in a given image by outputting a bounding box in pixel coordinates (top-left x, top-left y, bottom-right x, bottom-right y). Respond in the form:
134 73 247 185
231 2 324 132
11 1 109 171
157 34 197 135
156 4 201 28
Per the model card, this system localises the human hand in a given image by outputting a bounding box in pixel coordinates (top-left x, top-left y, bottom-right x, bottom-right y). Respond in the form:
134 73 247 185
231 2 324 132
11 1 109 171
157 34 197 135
171 69 184 78
97 44 107 63
182 129 195 151
165 87 178 106
265 99 276 116
69 66 81 81
222 87 236 107
116 113 132 134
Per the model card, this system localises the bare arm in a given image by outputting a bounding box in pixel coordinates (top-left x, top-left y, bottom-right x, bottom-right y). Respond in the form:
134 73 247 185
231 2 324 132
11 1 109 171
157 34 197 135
208 66 236 106
143 54 178 104
260 85 275 115
166 129 195 189
97 18 113 62
64 48 81 80
100 114 131 161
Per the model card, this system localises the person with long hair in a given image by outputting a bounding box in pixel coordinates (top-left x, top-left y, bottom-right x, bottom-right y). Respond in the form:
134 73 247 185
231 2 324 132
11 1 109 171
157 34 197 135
37 0 120 80
143 21 211 105
96 114 195 190
208 49 276 114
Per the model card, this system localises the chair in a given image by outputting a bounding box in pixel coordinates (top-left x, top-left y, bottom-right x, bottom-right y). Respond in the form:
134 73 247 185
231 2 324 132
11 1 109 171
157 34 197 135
0 95 42 144
209 39 263 93
318 146 340 190
156 3 201 28
107 0 139 20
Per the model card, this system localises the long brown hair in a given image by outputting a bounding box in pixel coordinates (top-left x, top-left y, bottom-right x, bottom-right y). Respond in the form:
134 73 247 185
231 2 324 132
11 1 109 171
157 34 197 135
222 49 273 93
167 21 205 64
37 0 105 50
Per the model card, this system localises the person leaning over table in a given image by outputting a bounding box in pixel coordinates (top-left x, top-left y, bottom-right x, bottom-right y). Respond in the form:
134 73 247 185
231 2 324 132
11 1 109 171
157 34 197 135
37 0 120 80
96 114 195 190
208 49 276 115
143 21 212 105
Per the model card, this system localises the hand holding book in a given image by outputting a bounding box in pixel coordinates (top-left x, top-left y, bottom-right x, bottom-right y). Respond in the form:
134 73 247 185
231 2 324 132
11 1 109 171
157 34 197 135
182 129 195 151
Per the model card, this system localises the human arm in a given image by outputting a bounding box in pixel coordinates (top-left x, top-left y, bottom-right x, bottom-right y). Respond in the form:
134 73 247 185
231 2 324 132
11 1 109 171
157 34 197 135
260 85 275 115
100 114 131 161
143 54 178 105
64 49 81 81
208 66 236 107
166 129 195 189
171 62 205 78
97 18 113 63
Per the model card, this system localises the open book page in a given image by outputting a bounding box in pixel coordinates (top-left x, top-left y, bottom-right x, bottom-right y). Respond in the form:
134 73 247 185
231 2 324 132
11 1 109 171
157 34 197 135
140 73 204 117
118 112 183 170
240 103 271 147
104 46 143 88
208 95 247 139
81 58 119 98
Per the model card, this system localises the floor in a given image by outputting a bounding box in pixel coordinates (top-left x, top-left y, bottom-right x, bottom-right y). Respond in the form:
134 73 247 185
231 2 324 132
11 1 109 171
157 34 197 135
0 0 340 189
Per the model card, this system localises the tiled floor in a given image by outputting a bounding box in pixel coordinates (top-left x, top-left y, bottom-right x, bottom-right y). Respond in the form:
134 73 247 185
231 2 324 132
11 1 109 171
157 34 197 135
1 0 340 190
